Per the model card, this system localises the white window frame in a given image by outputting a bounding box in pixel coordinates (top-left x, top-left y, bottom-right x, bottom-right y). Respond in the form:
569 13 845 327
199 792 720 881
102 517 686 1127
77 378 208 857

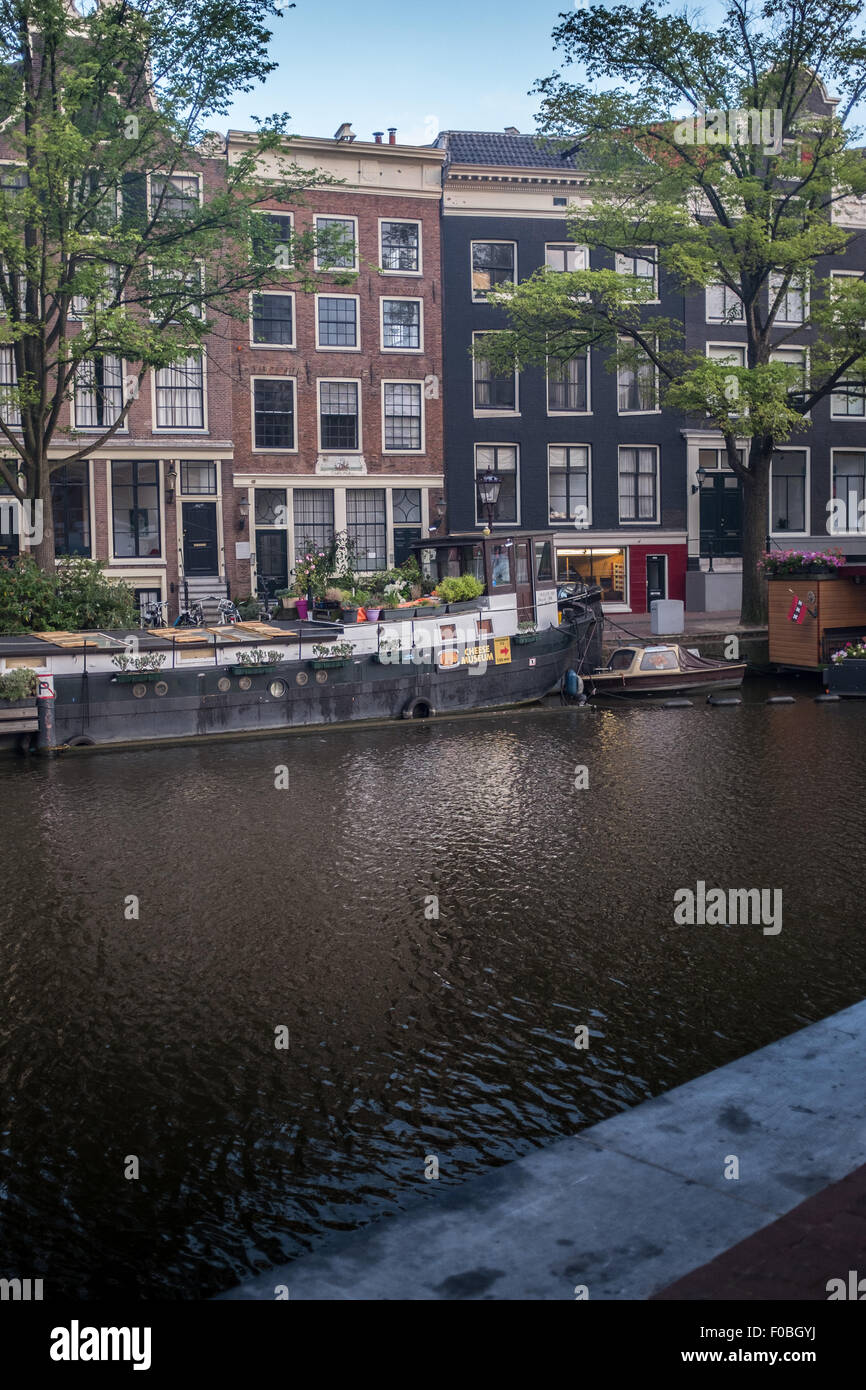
378 217 422 276
472 330 519 417
769 446 810 538
146 170 202 220
617 444 660 525
546 350 591 415
317 377 363 454
545 243 589 272
548 444 591 526
148 259 204 323
314 214 359 272
108 458 166 563
314 293 361 351
705 282 744 323
379 295 424 352
831 365 866 418
617 338 660 414
769 270 809 326
250 209 295 269
250 374 298 453
381 379 425 454
71 352 128 433
470 239 517 302
830 269 866 330
473 443 520 526
248 289 296 349
69 260 121 320
151 353 208 433
831 449 866 535
615 246 658 301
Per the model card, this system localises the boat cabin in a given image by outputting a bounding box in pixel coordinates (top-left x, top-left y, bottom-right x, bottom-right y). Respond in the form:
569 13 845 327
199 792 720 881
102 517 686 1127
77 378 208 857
415 530 558 626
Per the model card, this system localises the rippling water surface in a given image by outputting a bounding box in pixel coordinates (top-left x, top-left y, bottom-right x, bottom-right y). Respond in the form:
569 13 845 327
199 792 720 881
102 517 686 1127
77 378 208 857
1 687 864 1298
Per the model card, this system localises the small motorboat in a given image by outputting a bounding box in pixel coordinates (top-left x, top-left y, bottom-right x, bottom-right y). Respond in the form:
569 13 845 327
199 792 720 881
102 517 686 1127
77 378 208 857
586 643 746 696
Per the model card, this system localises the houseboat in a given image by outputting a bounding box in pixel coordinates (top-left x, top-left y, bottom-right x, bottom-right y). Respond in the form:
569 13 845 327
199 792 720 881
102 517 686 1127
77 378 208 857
1 532 603 753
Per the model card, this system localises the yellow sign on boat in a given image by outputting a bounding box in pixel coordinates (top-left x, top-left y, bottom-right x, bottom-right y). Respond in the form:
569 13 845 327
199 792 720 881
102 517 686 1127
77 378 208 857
494 637 512 665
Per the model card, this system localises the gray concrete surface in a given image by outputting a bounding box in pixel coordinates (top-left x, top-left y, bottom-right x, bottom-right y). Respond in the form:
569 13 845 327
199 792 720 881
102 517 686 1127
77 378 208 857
218 1000 866 1300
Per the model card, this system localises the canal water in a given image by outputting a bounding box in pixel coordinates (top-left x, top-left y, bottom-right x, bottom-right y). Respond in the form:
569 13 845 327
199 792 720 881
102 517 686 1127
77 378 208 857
1 683 864 1299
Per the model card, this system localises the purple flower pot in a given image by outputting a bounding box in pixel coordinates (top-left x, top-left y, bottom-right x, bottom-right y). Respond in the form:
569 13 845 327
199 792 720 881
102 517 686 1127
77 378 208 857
295 598 309 621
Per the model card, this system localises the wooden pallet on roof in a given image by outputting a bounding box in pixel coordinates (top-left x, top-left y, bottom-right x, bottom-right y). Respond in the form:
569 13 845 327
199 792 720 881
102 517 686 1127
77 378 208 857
31 631 100 647
146 627 210 644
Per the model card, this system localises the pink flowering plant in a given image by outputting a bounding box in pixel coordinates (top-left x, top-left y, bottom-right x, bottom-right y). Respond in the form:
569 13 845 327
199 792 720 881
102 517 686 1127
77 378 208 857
831 638 866 664
758 548 845 577
292 546 331 598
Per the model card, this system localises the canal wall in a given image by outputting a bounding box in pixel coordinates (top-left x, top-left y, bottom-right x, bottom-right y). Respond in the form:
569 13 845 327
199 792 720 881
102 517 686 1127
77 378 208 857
218 999 866 1300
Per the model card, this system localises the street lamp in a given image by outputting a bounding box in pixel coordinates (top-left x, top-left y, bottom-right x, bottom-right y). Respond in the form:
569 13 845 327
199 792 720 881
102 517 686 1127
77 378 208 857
476 471 501 536
237 496 250 532
690 464 710 495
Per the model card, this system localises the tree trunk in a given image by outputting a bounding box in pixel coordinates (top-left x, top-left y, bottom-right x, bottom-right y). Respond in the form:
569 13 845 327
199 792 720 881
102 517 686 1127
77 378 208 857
32 467 56 572
739 454 771 626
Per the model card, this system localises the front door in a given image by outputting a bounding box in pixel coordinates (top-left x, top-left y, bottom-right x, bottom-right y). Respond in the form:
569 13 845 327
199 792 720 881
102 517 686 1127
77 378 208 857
255 530 288 599
646 554 667 605
182 502 218 575
514 540 535 622
700 474 742 557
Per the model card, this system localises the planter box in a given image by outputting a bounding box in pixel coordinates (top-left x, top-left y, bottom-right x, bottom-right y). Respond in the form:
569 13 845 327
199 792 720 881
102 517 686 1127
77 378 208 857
380 608 412 621
230 663 279 675
826 658 866 695
311 657 349 670
115 669 165 683
513 632 538 645
414 604 446 617
769 575 866 669
340 607 360 623
446 600 482 614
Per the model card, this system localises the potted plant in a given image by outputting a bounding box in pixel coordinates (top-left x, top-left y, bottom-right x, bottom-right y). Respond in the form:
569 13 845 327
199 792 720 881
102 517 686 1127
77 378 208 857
311 640 354 669
758 548 846 578
111 652 168 683
380 577 411 620
230 647 282 674
275 589 299 618
341 588 370 623
826 637 866 695
514 620 538 645
438 574 485 613
0 666 38 704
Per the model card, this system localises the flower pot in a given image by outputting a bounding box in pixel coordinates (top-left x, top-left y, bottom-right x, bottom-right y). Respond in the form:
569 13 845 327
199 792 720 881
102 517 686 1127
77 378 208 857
827 657 866 695
414 604 446 617
230 663 279 675
295 598 309 620
115 669 164 683
311 657 349 669
365 606 382 621
446 600 480 614
341 605 360 623
513 632 537 645
380 608 410 621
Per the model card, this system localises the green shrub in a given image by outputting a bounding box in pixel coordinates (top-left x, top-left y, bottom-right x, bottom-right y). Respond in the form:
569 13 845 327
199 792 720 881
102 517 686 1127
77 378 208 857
0 555 137 633
437 574 485 603
0 667 38 701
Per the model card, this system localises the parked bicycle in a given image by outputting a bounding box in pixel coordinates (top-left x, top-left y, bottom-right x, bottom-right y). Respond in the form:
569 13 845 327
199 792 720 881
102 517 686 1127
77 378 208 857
140 598 168 628
256 577 280 622
173 599 205 627
216 596 242 625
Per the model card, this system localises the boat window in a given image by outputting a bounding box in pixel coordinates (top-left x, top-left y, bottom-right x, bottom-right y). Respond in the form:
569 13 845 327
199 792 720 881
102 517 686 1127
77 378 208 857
491 545 511 586
608 649 635 670
639 649 678 671
535 539 553 582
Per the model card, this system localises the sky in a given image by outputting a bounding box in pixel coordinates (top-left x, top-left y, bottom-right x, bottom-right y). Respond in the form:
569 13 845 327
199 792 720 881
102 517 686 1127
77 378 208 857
224 0 574 143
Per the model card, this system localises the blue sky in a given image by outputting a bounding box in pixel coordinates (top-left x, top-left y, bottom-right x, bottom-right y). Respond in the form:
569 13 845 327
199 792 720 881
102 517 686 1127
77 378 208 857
224 0 573 142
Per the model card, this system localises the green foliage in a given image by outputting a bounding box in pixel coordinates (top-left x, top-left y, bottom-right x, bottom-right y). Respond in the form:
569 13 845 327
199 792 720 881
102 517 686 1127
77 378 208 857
111 651 167 673
311 641 353 659
0 667 38 701
436 574 485 603
0 555 136 632
233 647 281 665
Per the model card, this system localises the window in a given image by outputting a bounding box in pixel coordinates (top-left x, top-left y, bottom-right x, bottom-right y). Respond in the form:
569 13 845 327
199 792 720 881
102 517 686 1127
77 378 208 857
639 649 678 671
535 539 553 581
155 355 204 429
832 371 866 417
832 452 866 530
557 548 627 601
112 460 160 557
545 243 588 272
706 282 744 322
392 487 422 567
383 382 423 451
251 292 294 346
149 263 202 322
251 211 293 265
319 381 359 450
255 487 287 526
708 344 746 366
547 354 588 412
316 296 358 348
74 354 124 429
380 220 420 273
0 347 20 426
0 166 27 197
771 451 807 532
253 377 295 449
76 169 120 233
618 446 658 522
347 489 386 570
769 271 807 325
771 345 808 403
382 298 421 350
474 445 518 524
471 241 516 299
180 462 217 495
52 462 90 556
548 446 589 524
315 216 357 270
149 173 200 219
615 248 657 296
473 332 517 411
71 261 120 318
293 488 334 553
617 347 657 411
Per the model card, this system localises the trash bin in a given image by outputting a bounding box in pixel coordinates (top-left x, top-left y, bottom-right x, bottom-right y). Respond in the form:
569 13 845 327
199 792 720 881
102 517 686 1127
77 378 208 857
650 599 684 635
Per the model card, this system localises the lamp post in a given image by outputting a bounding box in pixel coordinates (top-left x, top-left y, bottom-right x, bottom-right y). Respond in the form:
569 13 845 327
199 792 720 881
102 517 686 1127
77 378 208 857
237 496 250 532
476 471 501 536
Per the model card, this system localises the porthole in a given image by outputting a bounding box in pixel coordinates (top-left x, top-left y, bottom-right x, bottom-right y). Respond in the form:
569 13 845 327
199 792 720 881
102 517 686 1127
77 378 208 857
296 671 308 686
269 679 287 698
238 676 252 691
154 681 168 697
132 683 147 698
315 670 328 684
217 677 231 693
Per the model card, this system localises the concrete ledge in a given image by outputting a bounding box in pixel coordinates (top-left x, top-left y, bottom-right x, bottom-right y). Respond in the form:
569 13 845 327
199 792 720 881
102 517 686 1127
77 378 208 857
217 1000 866 1301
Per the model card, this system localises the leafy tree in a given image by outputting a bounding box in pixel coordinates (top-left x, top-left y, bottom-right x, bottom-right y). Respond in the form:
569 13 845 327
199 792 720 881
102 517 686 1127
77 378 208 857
479 0 866 623
0 0 347 569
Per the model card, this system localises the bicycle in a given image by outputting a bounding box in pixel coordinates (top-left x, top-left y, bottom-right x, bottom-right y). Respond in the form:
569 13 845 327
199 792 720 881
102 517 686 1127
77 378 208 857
173 599 205 627
140 599 168 628
216 596 242 625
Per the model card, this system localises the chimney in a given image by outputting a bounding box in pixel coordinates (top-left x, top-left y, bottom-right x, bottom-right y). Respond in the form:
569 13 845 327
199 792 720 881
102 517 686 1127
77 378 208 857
333 122 356 142
388 128 397 145
373 131 384 144
504 126 520 136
